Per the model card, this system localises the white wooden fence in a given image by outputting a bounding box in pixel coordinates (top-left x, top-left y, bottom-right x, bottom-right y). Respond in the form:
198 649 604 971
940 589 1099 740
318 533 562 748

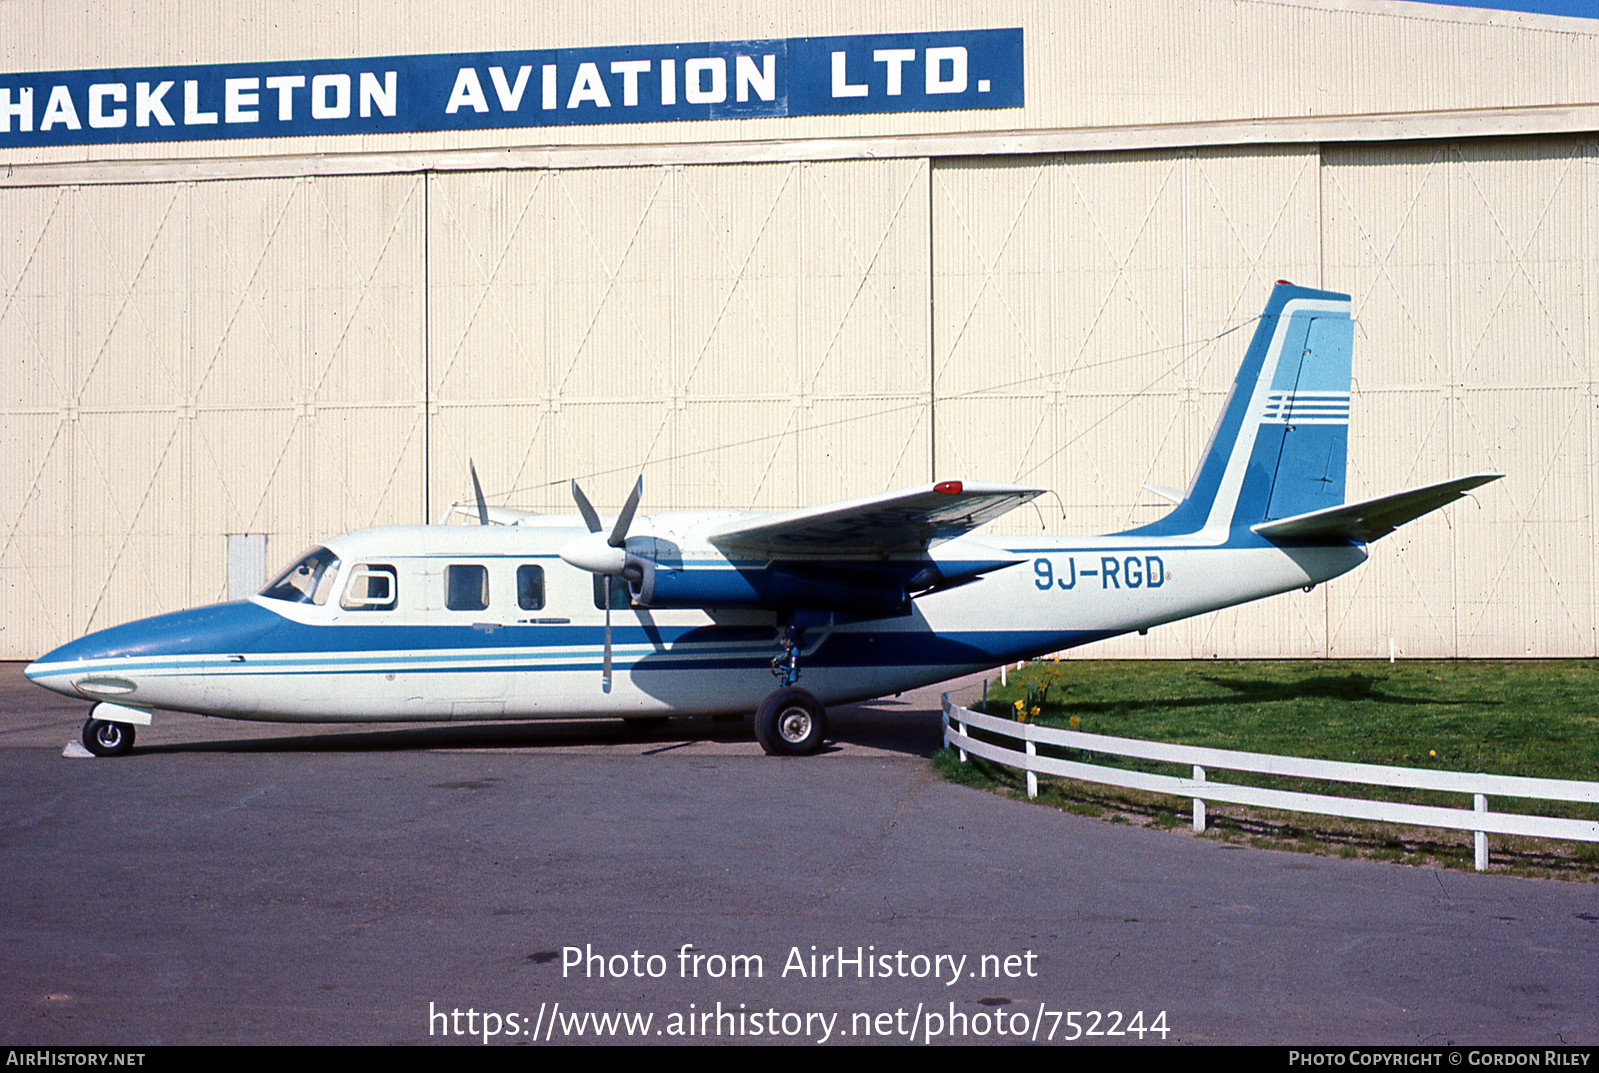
941 695 1599 871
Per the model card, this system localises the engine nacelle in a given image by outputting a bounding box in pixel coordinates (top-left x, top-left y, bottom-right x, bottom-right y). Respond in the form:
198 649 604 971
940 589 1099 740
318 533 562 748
629 556 913 616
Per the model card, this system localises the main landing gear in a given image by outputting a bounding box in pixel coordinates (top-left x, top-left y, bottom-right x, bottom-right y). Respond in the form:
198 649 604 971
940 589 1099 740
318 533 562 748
754 686 827 756
81 716 135 757
754 624 828 756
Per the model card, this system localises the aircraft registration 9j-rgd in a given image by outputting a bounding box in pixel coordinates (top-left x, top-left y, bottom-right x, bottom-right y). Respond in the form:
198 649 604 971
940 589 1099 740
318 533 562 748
28 283 1499 757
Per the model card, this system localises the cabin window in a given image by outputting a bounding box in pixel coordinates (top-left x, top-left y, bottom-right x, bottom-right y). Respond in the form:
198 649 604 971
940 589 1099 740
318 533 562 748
445 564 489 611
593 575 631 610
340 564 398 611
260 547 341 606
517 565 546 610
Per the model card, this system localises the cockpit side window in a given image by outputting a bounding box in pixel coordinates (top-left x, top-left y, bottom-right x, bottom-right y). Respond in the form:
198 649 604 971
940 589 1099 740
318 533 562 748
340 564 398 611
260 547 342 605
445 564 489 611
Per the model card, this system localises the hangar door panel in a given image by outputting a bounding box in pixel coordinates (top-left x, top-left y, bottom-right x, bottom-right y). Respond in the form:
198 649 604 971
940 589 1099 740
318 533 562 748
0 176 424 656
427 160 930 522
0 186 75 660
931 146 1324 659
1322 138 1596 657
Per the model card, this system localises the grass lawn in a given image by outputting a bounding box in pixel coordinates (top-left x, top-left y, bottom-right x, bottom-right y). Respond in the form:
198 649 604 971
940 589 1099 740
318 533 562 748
936 659 1599 880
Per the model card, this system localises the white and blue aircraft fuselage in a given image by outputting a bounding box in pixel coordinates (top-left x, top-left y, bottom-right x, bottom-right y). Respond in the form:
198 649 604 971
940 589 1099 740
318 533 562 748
26 284 1499 756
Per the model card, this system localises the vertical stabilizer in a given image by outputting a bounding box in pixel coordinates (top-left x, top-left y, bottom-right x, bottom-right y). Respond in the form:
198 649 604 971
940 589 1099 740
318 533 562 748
1124 283 1353 539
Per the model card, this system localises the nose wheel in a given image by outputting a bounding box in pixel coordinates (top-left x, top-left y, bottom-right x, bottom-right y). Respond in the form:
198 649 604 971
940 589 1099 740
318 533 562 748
82 717 135 758
754 686 827 756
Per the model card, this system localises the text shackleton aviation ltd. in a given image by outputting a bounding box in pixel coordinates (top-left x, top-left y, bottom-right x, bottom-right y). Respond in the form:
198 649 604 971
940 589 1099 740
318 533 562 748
0 28 1024 148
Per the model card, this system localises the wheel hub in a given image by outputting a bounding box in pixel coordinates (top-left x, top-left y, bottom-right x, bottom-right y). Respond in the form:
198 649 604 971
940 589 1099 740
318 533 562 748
778 708 812 743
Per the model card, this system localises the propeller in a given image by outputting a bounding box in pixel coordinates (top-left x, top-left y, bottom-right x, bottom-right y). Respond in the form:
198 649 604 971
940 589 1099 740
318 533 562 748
469 459 490 526
562 476 645 693
610 475 643 551
570 478 603 535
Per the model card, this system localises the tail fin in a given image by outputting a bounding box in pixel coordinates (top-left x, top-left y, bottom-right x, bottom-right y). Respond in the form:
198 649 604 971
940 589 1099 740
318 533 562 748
1126 282 1353 538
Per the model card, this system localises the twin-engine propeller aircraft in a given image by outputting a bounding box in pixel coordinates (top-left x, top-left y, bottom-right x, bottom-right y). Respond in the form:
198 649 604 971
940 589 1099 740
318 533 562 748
28 283 1498 757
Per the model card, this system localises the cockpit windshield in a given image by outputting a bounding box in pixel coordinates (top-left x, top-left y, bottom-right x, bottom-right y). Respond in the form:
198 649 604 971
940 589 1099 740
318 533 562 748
260 547 342 605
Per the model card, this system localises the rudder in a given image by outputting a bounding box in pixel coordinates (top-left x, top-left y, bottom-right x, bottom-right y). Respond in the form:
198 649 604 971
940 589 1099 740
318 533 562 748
1255 296 1352 522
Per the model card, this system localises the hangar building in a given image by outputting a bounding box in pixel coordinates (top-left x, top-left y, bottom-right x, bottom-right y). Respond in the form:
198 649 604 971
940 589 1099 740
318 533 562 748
3 0 1596 661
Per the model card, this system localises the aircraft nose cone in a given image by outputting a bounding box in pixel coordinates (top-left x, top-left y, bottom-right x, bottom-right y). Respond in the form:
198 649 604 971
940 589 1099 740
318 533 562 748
22 655 73 695
24 601 286 697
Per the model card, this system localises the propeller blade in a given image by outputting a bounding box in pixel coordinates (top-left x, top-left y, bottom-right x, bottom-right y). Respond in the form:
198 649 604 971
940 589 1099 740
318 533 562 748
469 460 490 526
609 475 643 548
602 576 613 694
571 479 603 534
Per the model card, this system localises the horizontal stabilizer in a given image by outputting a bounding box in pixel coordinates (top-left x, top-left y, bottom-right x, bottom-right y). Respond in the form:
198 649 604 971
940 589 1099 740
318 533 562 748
709 481 1044 556
1252 473 1501 544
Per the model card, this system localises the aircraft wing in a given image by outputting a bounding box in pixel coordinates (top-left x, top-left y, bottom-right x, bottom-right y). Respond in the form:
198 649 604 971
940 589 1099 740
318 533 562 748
1252 473 1501 544
707 481 1045 556
447 502 544 525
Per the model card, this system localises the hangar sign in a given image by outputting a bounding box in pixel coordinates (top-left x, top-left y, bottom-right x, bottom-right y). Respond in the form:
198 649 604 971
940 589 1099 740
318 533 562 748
0 28 1023 148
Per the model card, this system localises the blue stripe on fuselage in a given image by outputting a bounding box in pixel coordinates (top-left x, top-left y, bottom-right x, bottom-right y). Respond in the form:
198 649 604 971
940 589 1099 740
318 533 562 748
28 600 756 664
26 597 1102 677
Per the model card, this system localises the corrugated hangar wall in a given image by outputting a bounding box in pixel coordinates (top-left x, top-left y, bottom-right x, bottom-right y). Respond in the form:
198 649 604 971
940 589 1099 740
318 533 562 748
2 175 429 657
426 160 934 518
5 137 1595 661
4 0 1598 662
934 139 1599 660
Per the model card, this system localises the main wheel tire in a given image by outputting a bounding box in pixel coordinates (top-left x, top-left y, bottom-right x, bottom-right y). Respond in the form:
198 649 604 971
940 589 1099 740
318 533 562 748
754 687 827 756
82 718 134 758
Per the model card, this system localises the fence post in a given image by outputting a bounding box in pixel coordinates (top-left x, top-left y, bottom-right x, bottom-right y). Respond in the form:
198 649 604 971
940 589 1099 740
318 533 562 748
943 694 967 763
1026 735 1038 799
1193 765 1207 833
1474 793 1488 871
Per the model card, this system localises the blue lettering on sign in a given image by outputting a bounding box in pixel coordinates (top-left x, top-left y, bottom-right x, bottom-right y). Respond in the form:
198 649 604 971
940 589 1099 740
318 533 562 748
0 29 1022 148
